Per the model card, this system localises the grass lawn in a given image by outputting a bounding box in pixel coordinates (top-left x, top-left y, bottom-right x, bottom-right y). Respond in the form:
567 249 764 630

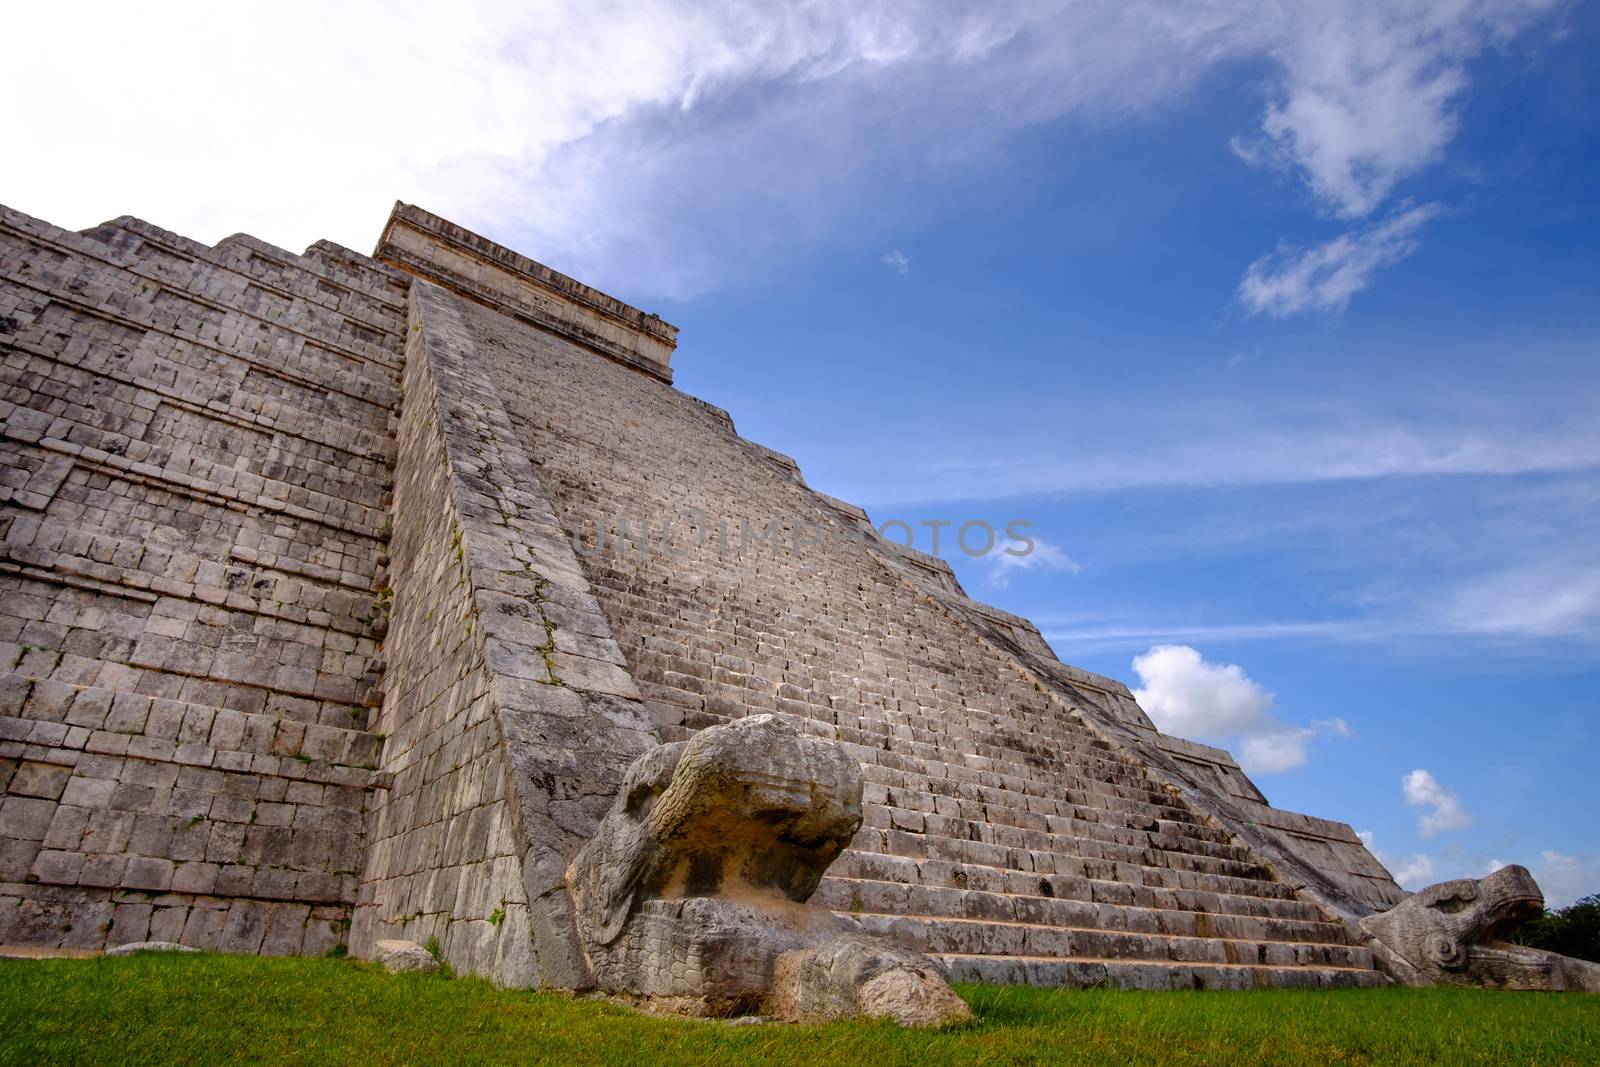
2 953 1597 1066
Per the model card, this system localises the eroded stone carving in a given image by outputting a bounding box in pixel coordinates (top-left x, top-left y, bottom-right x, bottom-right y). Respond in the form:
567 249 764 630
1361 864 1600 991
568 714 971 1026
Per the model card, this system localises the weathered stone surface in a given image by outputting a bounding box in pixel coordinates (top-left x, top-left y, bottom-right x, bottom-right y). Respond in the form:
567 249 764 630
0 204 404 955
570 715 969 1025
1361 865 1600 991
770 933 972 1027
373 938 439 974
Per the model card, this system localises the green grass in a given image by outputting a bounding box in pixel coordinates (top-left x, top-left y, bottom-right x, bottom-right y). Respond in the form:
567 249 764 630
2 954 1597 1066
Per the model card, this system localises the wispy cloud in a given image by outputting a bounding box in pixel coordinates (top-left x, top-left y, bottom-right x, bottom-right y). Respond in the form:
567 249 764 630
1044 620 1366 650
1229 1 1562 312
881 250 911 274
1129 644 1350 773
1402 768 1473 838
1431 557 1600 641
1524 850 1599 909
850 398 1600 506
1234 3 1529 220
1040 566 1600 658
1 1 1564 300
1361 831 1437 889
985 536 1081 588
1239 202 1441 316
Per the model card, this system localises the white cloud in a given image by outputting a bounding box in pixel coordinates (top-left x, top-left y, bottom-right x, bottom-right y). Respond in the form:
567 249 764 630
1132 645 1276 737
882 250 911 274
1235 2 1547 219
0 1 1563 300
1477 852 1595 908
1231 1 1563 313
1402 768 1473 838
1532 850 1599 909
985 536 1082 588
1239 202 1441 316
1129 644 1349 774
1433 558 1600 640
1359 830 1436 890
1239 727 1319 775
1389 852 1437 888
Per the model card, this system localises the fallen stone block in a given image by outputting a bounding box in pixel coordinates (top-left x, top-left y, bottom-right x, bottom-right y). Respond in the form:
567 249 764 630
373 939 440 975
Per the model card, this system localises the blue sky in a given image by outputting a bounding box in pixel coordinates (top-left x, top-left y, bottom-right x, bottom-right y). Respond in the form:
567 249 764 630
8 1 1597 904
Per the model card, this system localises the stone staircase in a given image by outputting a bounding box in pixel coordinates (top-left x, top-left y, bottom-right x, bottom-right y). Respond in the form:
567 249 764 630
811 714 1384 989
457 240 1392 993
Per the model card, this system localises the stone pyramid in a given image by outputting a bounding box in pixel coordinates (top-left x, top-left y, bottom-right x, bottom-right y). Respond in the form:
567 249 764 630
0 201 1402 991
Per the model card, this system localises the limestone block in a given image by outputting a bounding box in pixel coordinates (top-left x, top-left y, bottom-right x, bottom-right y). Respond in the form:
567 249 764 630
373 939 440 974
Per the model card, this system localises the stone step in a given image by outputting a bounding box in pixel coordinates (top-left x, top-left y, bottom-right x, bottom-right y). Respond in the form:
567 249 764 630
0 672 381 780
1 255 402 424
846 709 1145 783
853 826 1292 900
0 222 401 372
669 689 1223 846
832 844 1305 915
861 760 1227 837
815 876 1347 944
856 912 1373 970
85 219 406 338
304 241 412 306
868 805 1264 883
937 953 1388 990
868 795 1254 868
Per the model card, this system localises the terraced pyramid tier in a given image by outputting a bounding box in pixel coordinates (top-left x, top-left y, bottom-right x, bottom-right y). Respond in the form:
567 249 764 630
1 205 404 953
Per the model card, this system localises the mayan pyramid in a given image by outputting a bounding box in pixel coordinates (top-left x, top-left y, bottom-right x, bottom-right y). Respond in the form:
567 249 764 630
0 201 1404 989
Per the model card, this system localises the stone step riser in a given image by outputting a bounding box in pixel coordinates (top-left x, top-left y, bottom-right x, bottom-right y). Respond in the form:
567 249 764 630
826 854 1326 922
814 877 1346 944
938 954 1389 990
867 802 1257 870
861 913 1373 969
850 830 1296 902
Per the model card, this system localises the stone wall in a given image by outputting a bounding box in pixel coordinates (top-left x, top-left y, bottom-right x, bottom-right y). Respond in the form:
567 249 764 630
0 205 402 953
